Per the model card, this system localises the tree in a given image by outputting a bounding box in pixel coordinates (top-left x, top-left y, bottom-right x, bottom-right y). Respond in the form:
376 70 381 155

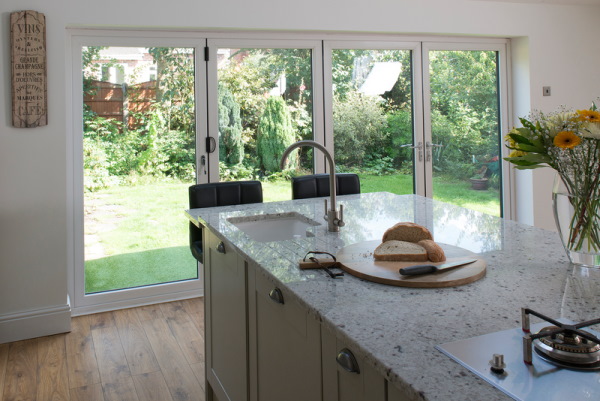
333 91 388 168
257 96 296 173
218 84 244 166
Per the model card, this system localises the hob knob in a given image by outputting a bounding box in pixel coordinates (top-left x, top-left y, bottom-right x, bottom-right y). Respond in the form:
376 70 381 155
489 353 506 374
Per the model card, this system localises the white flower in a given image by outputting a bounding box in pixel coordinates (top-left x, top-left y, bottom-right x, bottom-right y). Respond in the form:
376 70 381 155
581 122 600 139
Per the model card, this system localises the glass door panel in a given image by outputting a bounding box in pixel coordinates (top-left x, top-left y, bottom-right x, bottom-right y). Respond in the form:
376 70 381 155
81 46 198 295
328 48 417 196
427 49 502 217
209 43 320 202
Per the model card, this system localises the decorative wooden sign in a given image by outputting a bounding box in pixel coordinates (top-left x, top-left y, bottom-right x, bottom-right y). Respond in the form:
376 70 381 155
11 10 47 128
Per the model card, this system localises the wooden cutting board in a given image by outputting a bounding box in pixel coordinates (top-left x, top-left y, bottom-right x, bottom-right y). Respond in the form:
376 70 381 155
335 240 486 288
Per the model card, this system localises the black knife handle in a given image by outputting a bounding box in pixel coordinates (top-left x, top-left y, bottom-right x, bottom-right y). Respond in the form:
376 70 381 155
399 264 436 275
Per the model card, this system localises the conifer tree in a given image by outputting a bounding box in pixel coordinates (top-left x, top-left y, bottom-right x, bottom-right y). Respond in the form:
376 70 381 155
257 96 296 172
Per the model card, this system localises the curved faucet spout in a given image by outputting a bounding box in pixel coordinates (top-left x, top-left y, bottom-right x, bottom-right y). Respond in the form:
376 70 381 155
280 140 344 232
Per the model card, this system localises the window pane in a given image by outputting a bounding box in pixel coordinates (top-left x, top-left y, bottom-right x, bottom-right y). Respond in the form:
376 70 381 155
216 48 314 202
331 49 414 195
82 46 197 294
429 50 502 217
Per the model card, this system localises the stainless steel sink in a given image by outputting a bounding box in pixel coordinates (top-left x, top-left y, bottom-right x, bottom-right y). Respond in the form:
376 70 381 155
227 212 321 242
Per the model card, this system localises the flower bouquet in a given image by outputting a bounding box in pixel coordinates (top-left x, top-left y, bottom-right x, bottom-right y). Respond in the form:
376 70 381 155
505 103 600 266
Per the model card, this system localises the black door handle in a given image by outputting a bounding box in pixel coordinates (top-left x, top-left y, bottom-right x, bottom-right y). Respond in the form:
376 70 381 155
206 137 216 153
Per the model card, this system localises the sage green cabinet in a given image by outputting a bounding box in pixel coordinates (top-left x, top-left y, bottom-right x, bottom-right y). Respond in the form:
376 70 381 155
205 231 248 401
203 228 412 401
322 327 386 401
248 267 322 401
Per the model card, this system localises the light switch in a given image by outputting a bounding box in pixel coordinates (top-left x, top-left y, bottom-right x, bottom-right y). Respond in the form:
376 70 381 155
543 86 551 96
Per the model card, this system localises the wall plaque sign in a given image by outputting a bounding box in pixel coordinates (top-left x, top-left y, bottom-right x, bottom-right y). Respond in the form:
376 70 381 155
10 10 47 128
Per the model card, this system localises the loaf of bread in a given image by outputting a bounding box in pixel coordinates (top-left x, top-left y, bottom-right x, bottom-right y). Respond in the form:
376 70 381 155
417 239 446 263
373 240 429 262
381 222 433 243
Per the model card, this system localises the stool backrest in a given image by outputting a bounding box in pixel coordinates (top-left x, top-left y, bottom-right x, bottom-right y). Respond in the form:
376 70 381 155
291 174 360 200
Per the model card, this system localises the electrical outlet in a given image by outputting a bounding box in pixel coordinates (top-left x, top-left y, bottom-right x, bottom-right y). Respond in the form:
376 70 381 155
543 86 551 96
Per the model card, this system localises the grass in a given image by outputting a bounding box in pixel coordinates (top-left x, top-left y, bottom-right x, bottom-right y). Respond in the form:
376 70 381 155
84 173 499 293
84 180 197 293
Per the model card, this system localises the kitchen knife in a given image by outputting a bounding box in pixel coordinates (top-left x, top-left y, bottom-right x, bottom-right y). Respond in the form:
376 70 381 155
399 259 478 276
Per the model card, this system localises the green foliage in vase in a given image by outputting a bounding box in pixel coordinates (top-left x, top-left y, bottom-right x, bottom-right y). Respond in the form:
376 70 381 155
505 104 600 252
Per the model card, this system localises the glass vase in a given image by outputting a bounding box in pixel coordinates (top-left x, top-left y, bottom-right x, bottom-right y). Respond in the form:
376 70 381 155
553 174 600 267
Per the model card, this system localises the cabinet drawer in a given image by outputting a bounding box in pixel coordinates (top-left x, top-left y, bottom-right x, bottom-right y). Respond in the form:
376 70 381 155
250 269 321 401
322 328 386 401
254 272 307 337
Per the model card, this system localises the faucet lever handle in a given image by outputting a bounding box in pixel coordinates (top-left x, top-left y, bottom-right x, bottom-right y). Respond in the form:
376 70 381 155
338 204 345 227
324 199 329 220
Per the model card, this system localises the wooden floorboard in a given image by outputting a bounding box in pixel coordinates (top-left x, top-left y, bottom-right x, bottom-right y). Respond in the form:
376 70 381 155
3 339 38 401
113 309 160 376
65 315 102 389
142 317 203 401
0 298 204 401
132 371 174 401
0 343 9 399
37 335 69 401
69 384 105 401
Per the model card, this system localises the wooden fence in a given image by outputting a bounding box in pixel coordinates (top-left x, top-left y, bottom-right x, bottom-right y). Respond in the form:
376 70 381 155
84 80 157 128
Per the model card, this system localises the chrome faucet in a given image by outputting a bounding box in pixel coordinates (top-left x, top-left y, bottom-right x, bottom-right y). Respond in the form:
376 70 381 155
280 140 345 232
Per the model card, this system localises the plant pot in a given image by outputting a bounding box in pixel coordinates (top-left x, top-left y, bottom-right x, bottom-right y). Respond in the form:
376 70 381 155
553 175 600 267
470 178 489 190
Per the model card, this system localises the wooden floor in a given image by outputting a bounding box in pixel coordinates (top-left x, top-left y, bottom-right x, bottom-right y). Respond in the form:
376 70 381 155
0 298 206 401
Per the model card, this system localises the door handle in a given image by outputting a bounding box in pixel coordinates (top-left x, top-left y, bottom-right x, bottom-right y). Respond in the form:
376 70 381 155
206 137 216 153
217 241 226 254
200 155 207 175
400 141 423 162
425 141 443 162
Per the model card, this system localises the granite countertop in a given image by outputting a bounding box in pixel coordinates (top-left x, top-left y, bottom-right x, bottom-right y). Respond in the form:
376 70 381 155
186 192 600 401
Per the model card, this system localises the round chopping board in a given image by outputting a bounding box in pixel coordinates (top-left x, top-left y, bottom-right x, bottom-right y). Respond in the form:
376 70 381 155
336 240 486 288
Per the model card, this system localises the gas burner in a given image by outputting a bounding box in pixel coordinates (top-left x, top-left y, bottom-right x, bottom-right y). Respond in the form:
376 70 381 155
521 308 600 370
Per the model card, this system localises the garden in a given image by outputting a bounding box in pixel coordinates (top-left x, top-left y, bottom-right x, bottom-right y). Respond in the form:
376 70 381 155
82 46 501 293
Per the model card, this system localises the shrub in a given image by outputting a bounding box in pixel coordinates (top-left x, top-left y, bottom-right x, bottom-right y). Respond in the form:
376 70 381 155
83 138 114 191
257 96 296 173
333 92 387 169
218 85 244 166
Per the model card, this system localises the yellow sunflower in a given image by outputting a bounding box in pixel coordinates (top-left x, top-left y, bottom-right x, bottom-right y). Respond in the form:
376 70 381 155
577 109 600 123
553 131 581 149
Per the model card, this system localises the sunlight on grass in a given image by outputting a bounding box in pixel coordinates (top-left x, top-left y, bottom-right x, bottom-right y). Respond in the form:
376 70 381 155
84 180 197 294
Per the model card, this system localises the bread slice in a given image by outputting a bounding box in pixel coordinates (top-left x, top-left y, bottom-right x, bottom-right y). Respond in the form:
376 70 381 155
382 222 433 243
373 240 428 262
417 239 446 263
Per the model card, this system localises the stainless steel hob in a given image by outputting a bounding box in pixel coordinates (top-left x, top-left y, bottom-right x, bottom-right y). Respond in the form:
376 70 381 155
436 309 600 401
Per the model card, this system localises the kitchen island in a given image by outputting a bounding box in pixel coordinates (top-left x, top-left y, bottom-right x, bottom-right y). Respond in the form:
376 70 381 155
186 192 600 401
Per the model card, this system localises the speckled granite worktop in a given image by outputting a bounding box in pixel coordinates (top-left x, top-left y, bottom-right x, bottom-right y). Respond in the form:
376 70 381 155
186 192 600 401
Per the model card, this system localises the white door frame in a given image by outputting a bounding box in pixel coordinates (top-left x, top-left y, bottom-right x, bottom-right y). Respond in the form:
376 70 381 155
205 39 325 180
422 40 511 217
323 40 424 191
68 30 207 315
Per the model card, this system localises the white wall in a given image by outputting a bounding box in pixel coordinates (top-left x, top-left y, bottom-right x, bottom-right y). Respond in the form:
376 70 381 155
1 0 600 341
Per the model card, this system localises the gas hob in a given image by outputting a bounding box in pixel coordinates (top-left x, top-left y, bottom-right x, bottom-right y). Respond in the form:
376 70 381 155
436 315 600 401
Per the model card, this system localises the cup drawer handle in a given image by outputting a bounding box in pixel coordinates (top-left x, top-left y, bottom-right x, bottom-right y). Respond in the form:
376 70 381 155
268 288 284 304
336 348 360 374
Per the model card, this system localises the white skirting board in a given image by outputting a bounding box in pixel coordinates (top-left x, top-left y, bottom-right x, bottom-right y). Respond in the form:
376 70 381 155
0 299 71 344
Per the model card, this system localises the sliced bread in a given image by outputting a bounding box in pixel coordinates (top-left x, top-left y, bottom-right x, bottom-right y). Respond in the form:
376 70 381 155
417 239 446 263
382 222 433 243
373 240 429 262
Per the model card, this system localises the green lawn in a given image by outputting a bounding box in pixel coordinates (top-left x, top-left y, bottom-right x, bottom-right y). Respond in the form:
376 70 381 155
85 174 499 293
